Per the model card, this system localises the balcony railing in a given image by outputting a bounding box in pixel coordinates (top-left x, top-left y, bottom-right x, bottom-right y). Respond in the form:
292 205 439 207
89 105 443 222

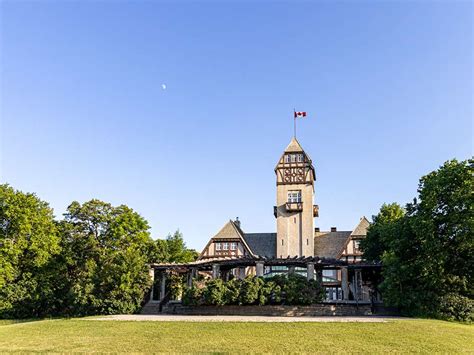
285 202 303 212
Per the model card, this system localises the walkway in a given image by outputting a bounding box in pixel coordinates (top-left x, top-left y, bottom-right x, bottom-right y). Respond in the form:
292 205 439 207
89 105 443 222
90 314 403 322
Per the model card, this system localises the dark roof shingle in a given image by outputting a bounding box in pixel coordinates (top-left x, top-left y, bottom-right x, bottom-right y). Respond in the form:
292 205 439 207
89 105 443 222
314 231 351 258
243 233 276 258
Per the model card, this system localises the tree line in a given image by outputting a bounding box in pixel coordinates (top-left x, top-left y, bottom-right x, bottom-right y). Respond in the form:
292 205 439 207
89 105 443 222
0 187 198 319
361 159 473 322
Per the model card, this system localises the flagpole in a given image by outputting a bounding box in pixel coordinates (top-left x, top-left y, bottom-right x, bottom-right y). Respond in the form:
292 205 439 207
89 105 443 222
293 108 296 138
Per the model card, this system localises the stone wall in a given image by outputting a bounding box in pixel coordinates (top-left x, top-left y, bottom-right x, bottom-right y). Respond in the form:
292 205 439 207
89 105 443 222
160 302 372 316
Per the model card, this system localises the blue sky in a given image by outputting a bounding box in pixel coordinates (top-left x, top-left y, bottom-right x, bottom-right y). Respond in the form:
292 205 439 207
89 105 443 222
1 1 472 250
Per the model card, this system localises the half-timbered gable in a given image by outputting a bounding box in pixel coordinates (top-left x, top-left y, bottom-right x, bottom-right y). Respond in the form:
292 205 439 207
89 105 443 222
198 220 255 260
338 216 370 263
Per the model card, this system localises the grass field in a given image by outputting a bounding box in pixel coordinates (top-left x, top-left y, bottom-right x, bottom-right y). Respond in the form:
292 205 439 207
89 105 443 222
0 318 472 353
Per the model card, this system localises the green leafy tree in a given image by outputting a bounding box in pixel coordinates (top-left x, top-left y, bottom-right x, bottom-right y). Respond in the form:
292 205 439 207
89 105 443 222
361 203 405 261
148 231 198 264
365 159 474 321
59 199 153 315
0 185 61 318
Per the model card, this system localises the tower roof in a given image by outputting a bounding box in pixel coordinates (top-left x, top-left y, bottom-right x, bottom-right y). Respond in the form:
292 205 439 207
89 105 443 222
284 137 304 153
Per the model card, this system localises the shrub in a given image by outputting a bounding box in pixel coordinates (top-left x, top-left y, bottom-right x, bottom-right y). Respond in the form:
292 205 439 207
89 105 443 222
224 278 241 305
202 279 226 305
182 273 323 307
239 276 264 305
437 293 473 322
182 284 203 306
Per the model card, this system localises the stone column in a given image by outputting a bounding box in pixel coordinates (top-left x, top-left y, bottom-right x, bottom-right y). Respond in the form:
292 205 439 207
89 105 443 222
160 272 167 301
341 267 349 301
212 264 220 279
256 262 264 277
239 267 246 280
148 267 155 301
306 262 315 281
288 265 296 275
186 270 193 288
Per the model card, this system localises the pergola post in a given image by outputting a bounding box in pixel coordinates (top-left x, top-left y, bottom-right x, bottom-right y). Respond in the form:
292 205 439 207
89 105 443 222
238 267 246 280
341 267 349 301
160 272 167 301
306 262 315 281
256 261 264 277
212 264 220 279
288 265 296 275
148 267 155 301
186 268 193 288
316 269 323 283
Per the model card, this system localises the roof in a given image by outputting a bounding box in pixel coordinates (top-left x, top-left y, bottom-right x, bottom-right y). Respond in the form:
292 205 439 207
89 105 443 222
284 137 304 152
351 216 370 237
211 220 244 239
243 233 276 258
314 231 351 258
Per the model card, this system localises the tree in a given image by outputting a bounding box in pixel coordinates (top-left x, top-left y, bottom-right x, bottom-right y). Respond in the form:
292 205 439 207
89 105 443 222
148 230 198 264
59 199 154 315
0 185 61 318
361 203 405 261
365 159 474 321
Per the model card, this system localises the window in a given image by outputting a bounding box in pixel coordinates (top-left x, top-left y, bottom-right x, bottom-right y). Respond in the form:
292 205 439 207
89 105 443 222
215 242 221 251
281 239 284 246
223 242 229 250
297 154 304 162
230 242 237 250
284 155 290 163
290 154 296 163
322 269 338 283
354 240 361 252
288 190 302 203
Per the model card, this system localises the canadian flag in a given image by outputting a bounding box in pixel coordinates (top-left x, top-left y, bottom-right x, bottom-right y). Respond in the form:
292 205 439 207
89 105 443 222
294 111 307 118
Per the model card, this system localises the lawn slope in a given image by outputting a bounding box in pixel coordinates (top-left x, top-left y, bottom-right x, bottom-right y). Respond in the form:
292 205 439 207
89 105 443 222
0 319 472 353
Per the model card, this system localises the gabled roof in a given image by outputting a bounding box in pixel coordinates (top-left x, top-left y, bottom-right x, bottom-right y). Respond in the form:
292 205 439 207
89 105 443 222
351 216 370 237
198 220 256 260
284 137 304 152
314 231 352 258
212 220 244 240
243 233 276 258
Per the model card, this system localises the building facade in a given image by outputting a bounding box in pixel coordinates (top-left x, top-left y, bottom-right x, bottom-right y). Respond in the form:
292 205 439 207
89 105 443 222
199 137 369 265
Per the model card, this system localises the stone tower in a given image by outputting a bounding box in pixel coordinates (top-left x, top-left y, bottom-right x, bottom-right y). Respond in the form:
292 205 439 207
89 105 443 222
274 137 318 257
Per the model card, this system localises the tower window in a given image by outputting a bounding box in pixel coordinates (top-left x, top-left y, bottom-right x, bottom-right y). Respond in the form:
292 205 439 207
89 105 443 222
281 239 284 245
288 190 302 203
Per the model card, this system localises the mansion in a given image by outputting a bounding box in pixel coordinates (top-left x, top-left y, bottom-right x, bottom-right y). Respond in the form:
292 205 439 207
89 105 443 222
149 137 380 305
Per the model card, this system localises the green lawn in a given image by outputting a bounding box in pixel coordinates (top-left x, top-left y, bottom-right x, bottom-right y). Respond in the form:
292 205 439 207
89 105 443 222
0 318 472 353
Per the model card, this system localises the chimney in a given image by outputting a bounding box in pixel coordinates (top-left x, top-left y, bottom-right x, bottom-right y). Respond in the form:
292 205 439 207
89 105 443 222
331 227 337 232
234 217 241 228
315 227 320 232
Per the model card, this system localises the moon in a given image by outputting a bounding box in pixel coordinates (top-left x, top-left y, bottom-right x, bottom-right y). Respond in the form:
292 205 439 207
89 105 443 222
161 84 167 90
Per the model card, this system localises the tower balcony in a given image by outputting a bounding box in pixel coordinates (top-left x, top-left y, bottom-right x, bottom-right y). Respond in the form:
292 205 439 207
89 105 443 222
313 204 319 217
285 202 303 212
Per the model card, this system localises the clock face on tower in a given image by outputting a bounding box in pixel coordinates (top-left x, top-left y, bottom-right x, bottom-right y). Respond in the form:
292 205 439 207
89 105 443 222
284 167 305 183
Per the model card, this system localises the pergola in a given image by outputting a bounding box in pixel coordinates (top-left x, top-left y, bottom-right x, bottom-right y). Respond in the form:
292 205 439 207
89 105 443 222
148 256 381 303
